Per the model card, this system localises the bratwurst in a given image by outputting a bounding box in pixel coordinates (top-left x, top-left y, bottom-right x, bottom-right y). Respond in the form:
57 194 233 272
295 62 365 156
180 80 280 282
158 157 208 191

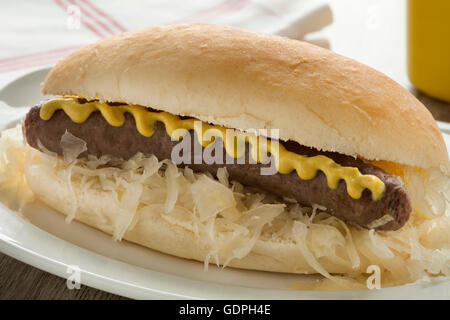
23 105 412 231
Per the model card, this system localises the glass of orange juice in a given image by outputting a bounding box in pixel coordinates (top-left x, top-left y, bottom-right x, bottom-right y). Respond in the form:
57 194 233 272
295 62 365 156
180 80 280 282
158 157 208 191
407 0 450 102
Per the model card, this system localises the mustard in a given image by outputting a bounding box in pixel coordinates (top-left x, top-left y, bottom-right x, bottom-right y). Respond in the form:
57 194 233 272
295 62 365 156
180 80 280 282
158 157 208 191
40 98 386 200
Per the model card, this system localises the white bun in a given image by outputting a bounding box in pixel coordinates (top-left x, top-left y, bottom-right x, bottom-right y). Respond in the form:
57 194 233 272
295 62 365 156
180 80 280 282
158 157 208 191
41 24 449 171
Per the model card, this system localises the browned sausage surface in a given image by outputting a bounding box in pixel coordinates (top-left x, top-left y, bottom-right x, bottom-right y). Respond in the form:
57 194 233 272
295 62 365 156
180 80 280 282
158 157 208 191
23 105 411 230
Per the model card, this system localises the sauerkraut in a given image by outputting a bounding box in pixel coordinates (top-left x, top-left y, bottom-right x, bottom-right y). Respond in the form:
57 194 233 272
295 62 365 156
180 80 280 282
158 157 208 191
1 125 449 289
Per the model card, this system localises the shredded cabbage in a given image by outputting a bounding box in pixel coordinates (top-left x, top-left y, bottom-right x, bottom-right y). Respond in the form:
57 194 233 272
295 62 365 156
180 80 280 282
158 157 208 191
60 130 87 164
0 126 34 210
1 125 450 289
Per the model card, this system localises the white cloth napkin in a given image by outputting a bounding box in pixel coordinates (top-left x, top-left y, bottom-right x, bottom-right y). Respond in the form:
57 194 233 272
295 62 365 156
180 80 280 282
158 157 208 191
0 0 332 89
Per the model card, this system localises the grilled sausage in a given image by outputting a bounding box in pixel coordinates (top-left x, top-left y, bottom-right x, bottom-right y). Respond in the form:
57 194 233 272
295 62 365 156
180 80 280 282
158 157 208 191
23 106 412 230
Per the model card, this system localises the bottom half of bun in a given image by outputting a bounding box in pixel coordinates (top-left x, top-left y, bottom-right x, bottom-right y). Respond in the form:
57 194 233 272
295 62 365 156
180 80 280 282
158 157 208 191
1 125 449 289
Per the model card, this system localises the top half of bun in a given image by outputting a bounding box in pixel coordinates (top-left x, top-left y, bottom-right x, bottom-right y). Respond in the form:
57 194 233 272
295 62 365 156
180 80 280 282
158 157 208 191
41 24 449 172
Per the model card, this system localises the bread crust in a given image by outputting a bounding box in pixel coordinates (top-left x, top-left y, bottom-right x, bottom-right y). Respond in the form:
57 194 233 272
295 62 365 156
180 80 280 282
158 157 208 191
41 23 449 171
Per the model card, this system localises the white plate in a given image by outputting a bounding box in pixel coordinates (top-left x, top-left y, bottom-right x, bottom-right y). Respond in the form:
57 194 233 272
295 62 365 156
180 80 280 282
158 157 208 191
0 68 449 300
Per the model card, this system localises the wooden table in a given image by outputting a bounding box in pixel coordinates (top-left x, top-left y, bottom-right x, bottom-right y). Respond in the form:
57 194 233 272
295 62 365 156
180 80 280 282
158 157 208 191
1 0 449 300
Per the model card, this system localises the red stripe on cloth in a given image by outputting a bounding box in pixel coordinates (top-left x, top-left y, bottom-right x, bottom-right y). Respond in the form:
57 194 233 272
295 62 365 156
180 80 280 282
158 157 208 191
0 53 68 73
54 0 106 38
70 0 116 36
2 0 253 73
80 0 127 33
1 0 124 73
0 46 80 65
